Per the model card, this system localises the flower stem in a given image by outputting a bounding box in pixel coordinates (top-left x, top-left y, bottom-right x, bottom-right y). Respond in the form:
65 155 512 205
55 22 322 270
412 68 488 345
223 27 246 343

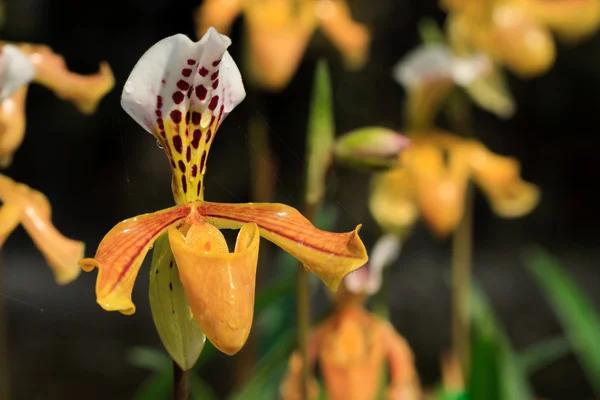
173 361 188 400
297 202 318 400
451 186 473 376
446 90 474 377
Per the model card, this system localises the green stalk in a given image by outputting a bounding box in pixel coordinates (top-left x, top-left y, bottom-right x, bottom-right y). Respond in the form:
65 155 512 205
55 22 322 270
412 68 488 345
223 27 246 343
452 186 473 375
446 91 474 377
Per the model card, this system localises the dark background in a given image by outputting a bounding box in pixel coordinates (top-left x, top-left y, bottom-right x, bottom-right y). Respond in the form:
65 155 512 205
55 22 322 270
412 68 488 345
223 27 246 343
2 0 600 398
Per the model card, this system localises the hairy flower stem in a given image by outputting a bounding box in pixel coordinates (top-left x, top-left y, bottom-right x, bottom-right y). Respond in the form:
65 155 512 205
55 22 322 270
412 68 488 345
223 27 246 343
297 202 318 400
446 90 474 377
173 361 188 400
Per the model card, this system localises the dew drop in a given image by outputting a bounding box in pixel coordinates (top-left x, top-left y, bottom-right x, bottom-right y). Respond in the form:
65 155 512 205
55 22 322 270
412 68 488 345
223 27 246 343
124 80 134 94
156 140 164 149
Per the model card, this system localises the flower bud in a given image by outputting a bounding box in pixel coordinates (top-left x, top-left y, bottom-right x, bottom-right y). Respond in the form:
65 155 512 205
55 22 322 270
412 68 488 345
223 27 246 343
334 128 410 170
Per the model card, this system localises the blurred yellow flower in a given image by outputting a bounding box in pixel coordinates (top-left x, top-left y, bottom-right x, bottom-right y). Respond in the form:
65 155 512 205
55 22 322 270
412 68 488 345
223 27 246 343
369 130 540 238
0 174 84 284
442 0 600 77
195 0 370 91
280 284 421 400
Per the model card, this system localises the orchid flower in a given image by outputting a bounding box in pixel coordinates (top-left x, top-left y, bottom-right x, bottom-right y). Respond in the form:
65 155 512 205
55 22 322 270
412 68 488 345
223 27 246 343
0 42 114 168
280 279 421 400
441 0 600 77
369 130 540 238
195 0 371 91
80 28 368 358
0 174 84 284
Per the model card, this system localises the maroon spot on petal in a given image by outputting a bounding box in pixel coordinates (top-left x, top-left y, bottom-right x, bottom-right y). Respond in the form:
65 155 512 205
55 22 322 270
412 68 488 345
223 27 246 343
208 96 219 111
156 95 163 109
170 109 182 124
177 80 190 91
171 159 176 168
178 160 186 173
195 85 207 101
200 150 207 172
161 79 166 85
172 91 184 104
182 68 192 77
155 109 162 117
219 104 224 120
205 129 212 143
160 130 166 138
199 67 209 77
192 129 201 148
191 164 198 177
172 135 183 153
157 118 164 129
192 111 201 125
211 71 219 81
185 111 191 125
212 59 221 67
181 176 187 193
212 79 219 90
186 146 192 162
187 87 193 98
187 59 196 65
210 115 216 127
197 182 202 196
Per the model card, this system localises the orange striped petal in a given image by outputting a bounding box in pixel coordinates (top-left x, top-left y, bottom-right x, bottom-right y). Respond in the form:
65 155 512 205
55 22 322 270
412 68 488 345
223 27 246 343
195 201 368 291
169 221 259 355
79 204 191 315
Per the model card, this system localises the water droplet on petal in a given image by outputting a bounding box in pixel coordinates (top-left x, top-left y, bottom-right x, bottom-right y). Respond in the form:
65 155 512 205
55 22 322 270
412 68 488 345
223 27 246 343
156 140 164 149
124 80 134 94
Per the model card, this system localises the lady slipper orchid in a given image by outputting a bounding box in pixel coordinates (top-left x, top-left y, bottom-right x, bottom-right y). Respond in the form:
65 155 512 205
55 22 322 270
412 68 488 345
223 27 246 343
280 275 421 400
0 174 84 284
369 130 540 238
0 42 114 167
441 0 600 77
80 28 368 357
195 0 371 91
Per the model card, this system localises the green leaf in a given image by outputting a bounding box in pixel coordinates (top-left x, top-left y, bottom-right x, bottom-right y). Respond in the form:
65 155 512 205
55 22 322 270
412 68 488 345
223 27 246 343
469 284 534 400
305 59 335 206
149 234 206 371
127 346 172 373
228 331 295 400
523 247 600 394
130 372 172 400
518 336 570 374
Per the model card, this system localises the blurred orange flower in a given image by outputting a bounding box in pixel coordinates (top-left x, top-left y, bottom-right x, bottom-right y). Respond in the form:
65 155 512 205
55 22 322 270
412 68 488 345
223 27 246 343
0 43 114 168
195 0 371 91
0 174 84 284
369 130 540 238
442 0 600 77
280 284 421 400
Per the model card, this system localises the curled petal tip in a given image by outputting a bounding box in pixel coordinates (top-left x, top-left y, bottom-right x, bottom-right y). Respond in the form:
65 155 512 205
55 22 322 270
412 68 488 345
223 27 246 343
79 257 98 273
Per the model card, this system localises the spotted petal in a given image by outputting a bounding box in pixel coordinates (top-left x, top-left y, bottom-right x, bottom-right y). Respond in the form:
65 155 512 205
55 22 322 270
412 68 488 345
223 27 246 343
195 201 367 291
169 221 260 355
121 28 245 202
0 44 34 100
79 204 191 314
